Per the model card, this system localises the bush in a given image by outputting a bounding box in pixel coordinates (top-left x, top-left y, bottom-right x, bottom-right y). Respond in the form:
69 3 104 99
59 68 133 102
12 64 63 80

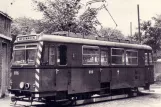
155 74 161 83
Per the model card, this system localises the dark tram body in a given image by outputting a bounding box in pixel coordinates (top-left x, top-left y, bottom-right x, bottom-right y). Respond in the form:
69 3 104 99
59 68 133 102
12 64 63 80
9 33 154 102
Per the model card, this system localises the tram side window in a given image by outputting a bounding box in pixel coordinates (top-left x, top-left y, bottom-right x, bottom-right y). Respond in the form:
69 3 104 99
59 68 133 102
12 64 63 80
42 45 55 65
145 53 148 65
57 45 67 65
149 53 153 65
82 46 99 65
126 50 138 65
111 48 124 65
42 45 49 65
49 46 55 65
101 50 108 65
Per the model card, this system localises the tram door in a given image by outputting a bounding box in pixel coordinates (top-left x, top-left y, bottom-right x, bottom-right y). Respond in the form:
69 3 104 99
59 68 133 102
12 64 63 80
56 45 68 91
100 49 111 88
133 50 145 87
144 52 149 83
144 52 154 84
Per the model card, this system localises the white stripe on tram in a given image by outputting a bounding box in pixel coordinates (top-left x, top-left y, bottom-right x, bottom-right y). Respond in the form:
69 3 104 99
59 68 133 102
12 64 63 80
34 41 43 98
35 81 40 88
36 59 40 65
37 52 41 59
35 74 40 81
38 45 42 52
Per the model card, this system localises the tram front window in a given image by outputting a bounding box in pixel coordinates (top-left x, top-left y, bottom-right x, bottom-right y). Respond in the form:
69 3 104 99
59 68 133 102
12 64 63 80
14 50 26 64
26 49 37 64
13 44 37 65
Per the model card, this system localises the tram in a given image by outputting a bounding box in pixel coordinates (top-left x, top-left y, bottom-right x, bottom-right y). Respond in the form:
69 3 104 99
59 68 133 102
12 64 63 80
9 32 154 103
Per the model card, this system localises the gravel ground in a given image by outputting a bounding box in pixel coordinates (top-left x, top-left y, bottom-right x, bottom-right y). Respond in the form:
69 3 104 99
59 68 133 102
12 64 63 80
79 84 161 107
1 84 161 107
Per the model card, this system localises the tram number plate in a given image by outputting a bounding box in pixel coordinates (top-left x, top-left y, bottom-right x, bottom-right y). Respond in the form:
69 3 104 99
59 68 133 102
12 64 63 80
14 71 19 75
89 70 94 74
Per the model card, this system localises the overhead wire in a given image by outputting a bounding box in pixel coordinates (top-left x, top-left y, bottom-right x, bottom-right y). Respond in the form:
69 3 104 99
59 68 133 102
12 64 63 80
83 0 118 37
11 0 117 38
77 0 106 37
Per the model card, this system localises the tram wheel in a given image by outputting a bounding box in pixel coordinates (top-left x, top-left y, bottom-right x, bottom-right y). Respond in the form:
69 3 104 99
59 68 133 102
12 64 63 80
127 87 138 97
61 100 75 106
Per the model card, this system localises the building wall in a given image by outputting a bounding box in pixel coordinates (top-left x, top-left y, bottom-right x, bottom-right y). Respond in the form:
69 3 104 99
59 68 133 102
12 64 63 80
0 39 2 89
0 12 12 97
0 13 11 37
0 39 11 95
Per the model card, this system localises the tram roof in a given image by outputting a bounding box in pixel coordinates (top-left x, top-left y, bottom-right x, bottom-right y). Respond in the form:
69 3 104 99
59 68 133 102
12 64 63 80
39 34 152 50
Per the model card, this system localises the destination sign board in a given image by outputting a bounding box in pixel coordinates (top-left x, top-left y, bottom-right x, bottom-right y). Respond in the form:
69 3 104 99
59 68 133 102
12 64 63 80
17 35 37 41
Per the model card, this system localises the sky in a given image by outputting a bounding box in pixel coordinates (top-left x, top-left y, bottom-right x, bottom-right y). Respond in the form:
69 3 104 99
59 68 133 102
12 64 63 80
0 0 161 36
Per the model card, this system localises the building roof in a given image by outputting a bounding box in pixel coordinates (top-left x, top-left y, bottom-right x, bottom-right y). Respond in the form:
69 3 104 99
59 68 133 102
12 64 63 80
0 34 12 41
0 11 12 21
39 34 152 50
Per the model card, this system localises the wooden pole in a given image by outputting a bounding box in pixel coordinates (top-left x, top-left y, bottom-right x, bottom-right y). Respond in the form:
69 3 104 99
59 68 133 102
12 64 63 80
137 4 141 44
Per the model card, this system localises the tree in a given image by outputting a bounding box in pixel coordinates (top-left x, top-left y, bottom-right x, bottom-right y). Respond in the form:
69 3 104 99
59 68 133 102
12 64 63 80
152 15 161 27
33 0 82 33
98 28 125 39
140 20 161 54
33 0 102 35
11 17 45 35
79 7 101 35
127 32 142 43
131 15 161 56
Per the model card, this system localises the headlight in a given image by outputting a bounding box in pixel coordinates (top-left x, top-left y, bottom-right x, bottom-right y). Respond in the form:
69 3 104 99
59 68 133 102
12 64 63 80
24 83 30 90
19 82 25 89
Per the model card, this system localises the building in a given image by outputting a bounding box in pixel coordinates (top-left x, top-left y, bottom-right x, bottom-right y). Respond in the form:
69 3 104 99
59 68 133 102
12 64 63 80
0 11 12 97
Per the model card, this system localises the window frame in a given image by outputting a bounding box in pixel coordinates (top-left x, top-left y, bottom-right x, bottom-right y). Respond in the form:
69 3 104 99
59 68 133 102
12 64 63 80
111 48 125 65
42 44 56 66
149 52 153 65
13 49 26 65
145 52 148 66
125 49 138 65
48 45 55 65
82 45 100 65
100 48 109 66
57 45 68 66
13 43 38 65
13 43 37 50
42 44 49 65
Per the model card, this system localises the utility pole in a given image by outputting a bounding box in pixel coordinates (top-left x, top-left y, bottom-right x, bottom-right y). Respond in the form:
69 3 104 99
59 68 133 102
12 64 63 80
130 22 132 37
137 4 141 44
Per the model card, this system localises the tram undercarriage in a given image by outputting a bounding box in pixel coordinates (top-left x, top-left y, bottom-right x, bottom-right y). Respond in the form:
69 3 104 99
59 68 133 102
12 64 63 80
9 86 146 106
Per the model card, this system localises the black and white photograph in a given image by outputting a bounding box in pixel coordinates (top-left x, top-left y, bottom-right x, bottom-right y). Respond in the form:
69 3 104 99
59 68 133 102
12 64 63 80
0 0 161 107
